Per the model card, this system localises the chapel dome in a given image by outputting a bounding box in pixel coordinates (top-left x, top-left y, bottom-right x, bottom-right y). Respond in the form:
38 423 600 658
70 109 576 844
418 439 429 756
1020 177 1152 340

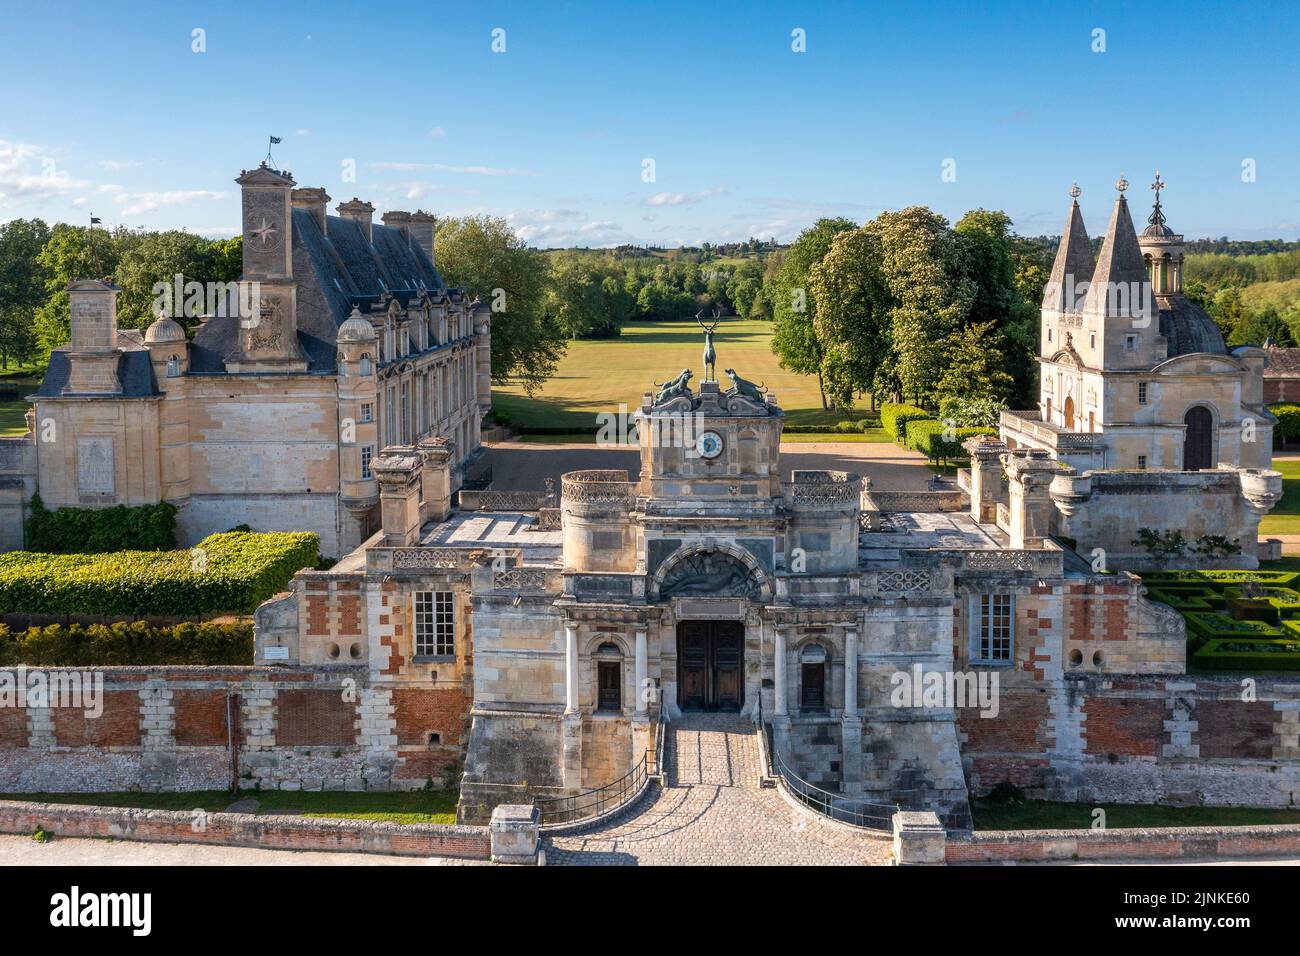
144 316 186 344
337 308 377 343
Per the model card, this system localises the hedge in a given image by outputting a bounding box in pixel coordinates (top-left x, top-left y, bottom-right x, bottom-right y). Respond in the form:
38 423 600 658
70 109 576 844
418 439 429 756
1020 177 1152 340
903 420 997 463
880 403 930 441
0 531 319 616
0 621 253 666
25 494 178 553
1192 638 1300 672
1270 402 1300 441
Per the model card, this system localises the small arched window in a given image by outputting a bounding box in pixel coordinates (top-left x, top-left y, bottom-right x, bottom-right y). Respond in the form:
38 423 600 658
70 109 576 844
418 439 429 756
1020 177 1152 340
166 356 180 378
337 353 348 377
595 642 623 712
359 353 373 376
800 644 827 711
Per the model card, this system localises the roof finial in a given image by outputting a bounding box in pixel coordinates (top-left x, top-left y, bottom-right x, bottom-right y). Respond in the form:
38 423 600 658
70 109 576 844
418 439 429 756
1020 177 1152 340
1115 173 1129 195
1148 170 1167 228
1069 182 1081 201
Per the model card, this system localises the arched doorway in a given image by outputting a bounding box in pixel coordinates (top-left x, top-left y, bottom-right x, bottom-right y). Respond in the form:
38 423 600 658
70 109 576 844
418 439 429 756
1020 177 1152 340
1184 406 1213 470
1062 395 1075 430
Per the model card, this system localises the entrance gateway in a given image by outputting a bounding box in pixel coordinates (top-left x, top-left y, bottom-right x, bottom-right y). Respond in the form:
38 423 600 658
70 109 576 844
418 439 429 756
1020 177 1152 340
677 620 743 711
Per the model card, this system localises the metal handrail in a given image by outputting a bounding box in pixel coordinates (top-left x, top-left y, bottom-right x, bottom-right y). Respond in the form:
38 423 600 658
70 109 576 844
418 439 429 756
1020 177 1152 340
535 709 664 829
758 695 899 833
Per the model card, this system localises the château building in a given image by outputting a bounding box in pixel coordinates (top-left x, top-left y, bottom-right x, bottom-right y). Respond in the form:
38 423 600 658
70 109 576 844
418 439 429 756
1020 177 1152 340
0 162 492 556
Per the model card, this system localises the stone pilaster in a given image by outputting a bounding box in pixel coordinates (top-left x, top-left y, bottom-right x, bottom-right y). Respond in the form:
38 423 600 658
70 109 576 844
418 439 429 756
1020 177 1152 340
1162 681 1199 759
358 685 397 787
26 706 55 749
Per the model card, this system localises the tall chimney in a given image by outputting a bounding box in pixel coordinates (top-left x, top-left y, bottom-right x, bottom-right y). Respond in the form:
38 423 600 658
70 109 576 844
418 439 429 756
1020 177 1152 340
407 210 437 263
65 279 123 394
336 198 375 243
292 187 331 235
381 209 411 245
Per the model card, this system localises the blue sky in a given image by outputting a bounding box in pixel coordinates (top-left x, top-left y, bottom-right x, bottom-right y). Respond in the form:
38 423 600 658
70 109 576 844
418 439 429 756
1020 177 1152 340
1 0 1297 246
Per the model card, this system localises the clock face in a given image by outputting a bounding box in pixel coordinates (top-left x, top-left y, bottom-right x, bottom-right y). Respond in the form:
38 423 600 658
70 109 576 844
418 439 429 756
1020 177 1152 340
697 430 724 460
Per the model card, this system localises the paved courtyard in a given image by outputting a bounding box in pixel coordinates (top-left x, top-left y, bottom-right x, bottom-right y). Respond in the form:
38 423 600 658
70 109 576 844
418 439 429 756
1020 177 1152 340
544 714 893 866
484 440 934 493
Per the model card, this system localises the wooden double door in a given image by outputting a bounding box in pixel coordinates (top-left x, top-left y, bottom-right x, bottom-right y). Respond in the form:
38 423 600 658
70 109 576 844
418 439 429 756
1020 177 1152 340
677 621 744 712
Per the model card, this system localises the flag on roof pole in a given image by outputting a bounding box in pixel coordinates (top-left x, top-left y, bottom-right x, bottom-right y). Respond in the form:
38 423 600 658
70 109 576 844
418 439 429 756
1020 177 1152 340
269 136 282 145
89 214 102 225
266 135 282 168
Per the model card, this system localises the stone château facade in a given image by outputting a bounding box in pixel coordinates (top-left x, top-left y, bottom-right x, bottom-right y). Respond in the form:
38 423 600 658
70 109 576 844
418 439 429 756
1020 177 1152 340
0 162 492 557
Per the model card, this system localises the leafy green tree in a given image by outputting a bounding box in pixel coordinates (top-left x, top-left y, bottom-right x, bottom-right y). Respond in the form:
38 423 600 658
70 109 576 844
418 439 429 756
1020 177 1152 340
114 230 214 330
769 217 857 408
934 321 1016 406
32 224 133 357
434 215 565 394
807 225 892 407
1230 305 1294 347
0 218 52 368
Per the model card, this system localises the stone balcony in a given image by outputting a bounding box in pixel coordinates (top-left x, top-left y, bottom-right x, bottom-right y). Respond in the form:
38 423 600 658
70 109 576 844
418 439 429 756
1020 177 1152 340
999 409 1107 470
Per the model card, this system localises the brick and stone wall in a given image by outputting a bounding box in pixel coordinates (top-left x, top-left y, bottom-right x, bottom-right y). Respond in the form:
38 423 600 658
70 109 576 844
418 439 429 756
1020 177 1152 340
0 665 469 793
960 674 1300 808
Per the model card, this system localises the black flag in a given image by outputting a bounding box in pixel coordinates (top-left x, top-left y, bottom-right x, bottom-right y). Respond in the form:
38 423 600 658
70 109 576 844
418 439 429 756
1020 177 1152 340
269 135 282 145
89 215 102 225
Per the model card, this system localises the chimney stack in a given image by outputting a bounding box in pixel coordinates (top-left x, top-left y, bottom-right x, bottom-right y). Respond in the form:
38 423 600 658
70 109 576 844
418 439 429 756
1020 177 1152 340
336 198 375 243
407 210 437 263
292 187 331 235
372 449 424 546
65 279 123 394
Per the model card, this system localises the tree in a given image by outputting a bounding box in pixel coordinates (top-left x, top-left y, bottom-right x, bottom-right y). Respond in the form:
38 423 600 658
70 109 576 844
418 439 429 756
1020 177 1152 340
114 230 215 331
434 216 565 395
769 217 857 409
807 225 892 407
934 321 1016 407
32 224 134 357
0 218 52 368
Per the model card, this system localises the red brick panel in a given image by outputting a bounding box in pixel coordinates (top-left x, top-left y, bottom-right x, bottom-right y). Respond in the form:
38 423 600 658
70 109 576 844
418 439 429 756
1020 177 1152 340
1197 700 1275 759
957 691 1049 753
275 689 358 746
173 690 229 746
305 594 331 637
52 691 141 747
1083 697 1163 756
0 706 26 748
392 688 468 746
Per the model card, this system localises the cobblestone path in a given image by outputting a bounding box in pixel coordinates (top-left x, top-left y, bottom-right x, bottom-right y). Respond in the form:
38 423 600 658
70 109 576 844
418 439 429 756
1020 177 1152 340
544 714 892 866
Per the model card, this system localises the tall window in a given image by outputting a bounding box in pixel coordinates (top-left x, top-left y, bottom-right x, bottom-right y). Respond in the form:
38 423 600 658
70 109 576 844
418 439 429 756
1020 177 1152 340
414 591 455 657
360 444 374 480
1138 381 1148 405
359 353 372 376
360 403 373 424
973 594 1013 664
799 644 827 711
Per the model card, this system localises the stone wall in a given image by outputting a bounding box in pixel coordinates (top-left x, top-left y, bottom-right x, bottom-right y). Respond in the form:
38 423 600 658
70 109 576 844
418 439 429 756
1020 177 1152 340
0 665 468 794
960 674 1300 809
947 823 1300 863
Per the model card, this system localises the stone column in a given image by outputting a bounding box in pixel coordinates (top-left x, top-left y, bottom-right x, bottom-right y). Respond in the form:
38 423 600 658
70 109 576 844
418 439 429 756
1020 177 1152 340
564 624 579 715
840 627 864 791
963 435 1008 524
773 627 788 717
634 628 648 717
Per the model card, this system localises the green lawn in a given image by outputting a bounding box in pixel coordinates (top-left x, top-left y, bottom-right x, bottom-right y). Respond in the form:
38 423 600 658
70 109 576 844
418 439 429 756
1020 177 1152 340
495 319 871 431
1261 457 1300 535
2 789 460 825
0 367 40 437
971 798 1300 831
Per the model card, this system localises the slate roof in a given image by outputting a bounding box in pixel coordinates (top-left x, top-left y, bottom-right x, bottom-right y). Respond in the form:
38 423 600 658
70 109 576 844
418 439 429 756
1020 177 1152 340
1083 196 1149 314
1157 296 1227 356
190 210 448 375
35 348 161 398
1044 200 1095 311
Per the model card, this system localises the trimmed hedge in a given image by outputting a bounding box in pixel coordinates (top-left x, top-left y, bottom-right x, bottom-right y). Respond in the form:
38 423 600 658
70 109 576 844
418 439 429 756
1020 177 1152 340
880 403 930 441
1192 638 1300 672
0 621 253 666
0 531 319 616
903 419 997 463
25 494 178 554
1270 402 1300 441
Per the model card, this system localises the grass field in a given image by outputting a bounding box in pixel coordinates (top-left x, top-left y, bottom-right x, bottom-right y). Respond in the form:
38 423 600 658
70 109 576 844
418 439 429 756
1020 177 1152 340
0 366 40 437
971 798 1300 830
3 789 460 825
494 318 869 431
1261 457 1300 535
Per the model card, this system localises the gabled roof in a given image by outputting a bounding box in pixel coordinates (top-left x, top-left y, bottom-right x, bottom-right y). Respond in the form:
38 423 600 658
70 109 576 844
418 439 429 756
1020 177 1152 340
190 208 448 375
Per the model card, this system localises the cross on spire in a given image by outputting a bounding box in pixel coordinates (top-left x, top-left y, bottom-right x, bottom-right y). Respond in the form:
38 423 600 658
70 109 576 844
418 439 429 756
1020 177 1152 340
1148 169 1168 228
1069 182 1081 201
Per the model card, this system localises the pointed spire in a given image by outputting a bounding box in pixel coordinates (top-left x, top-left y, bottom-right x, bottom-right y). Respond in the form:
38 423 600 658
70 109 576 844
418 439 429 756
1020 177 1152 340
1043 184 1095 313
1082 184 1149 316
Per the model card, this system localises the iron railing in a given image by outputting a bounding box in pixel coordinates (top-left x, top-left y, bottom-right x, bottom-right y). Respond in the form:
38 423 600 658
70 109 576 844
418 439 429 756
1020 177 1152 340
535 712 663 829
759 697 899 833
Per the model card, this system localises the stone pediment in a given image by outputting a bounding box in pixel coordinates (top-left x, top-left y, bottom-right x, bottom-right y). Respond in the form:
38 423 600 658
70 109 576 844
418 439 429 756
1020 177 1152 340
1151 352 1245 376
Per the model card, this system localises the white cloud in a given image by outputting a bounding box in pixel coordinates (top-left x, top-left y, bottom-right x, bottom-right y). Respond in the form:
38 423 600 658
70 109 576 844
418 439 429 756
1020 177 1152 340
427 127 446 138
644 187 726 207
295 128 311 137
98 159 143 171
99 184 228 217
0 140 88 204
508 208 632 247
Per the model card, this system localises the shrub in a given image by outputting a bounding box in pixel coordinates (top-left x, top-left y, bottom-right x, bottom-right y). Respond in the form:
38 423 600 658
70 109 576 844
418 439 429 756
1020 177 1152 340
24 494 178 553
1182 611 1285 642
1192 638 1300 672
937 396 1006 429
1132 528 1187 559
1270 402 1300 441
0 531 319 616
880 403 930 441
904 419 996 464
0 620 254 666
